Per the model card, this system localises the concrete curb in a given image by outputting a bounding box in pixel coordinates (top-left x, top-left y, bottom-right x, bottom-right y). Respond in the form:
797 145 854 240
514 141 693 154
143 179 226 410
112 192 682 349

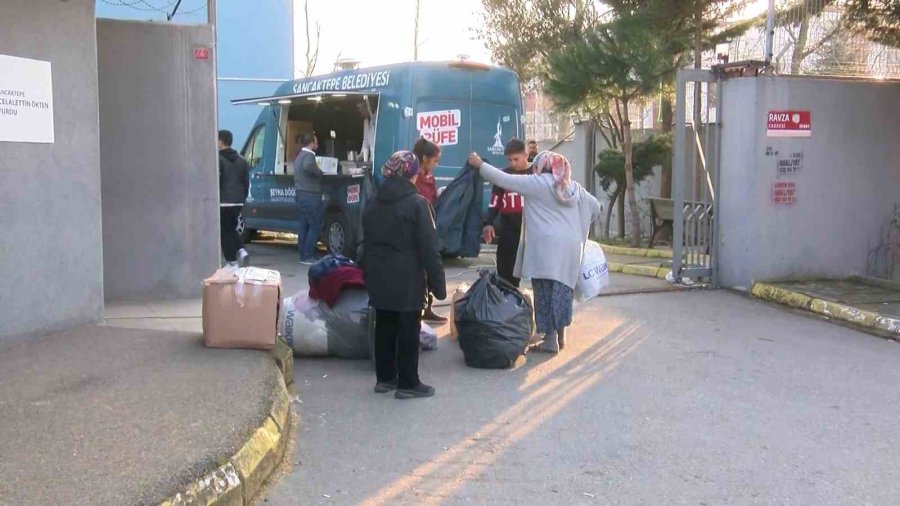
601 245 674 259
751 282 900 339
608 262 671 280
160 340 294 506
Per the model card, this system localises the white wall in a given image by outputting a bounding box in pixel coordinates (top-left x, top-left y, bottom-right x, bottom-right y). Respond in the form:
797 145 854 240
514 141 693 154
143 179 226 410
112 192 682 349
718 76 900 289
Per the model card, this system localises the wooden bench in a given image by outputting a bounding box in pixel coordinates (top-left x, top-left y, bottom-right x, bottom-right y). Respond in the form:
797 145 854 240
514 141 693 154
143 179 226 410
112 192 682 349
647 198 713 249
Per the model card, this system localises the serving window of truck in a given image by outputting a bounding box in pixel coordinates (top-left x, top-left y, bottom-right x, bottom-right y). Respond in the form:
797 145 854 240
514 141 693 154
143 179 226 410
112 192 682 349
232 61 522 260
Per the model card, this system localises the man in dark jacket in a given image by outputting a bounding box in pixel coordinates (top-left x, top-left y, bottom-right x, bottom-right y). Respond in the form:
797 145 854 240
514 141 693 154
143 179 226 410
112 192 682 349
362 151 446 400
293 133 323 265
482 139 530 287
218 130 250 266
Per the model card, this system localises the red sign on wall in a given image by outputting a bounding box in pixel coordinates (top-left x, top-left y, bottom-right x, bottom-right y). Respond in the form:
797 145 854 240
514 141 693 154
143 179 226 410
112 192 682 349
772 181 797 204
767 110 811 138
193 47 211 60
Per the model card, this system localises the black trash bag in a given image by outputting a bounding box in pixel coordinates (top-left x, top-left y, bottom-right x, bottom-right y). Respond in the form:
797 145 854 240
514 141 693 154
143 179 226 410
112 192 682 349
455 270 535 369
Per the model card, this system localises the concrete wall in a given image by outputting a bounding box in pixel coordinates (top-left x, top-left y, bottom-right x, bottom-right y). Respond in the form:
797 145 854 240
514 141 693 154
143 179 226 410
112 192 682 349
97 19 220 301
0 0 104 339
718 76 900 290
96 0 294 148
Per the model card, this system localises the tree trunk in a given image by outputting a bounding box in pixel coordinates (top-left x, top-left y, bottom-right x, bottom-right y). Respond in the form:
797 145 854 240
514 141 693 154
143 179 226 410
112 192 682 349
622 98 641 248
617 185 626 239
791 13 811 74
660 95 674 199
605 186 621 240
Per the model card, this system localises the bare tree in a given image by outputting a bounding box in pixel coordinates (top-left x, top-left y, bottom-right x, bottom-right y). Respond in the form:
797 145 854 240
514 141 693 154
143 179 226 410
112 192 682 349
300 0 321 78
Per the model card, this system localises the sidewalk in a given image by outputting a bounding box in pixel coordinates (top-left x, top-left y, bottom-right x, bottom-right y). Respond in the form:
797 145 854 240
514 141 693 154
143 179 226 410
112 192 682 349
752 277 900 338
0 303 290 505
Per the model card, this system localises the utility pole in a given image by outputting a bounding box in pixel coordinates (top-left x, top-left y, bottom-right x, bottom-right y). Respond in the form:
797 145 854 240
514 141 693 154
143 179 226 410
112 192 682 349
413 0 421 61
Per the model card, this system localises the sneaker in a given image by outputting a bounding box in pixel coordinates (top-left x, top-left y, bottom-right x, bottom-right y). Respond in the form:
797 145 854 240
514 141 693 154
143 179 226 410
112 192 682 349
300 258 316 266
237 248 250 267
374 379 399 393
395 383 435 399
422 308 448 323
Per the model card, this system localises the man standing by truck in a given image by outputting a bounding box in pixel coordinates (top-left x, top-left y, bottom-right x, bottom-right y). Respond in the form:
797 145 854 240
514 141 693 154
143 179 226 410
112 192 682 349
526 139 539 163
294 133 324 265
482 139 530 287
218 130 250 267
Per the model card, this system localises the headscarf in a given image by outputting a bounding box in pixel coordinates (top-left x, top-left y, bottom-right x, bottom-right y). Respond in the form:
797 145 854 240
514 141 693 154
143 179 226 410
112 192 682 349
381 150 420 179
532 150 572 201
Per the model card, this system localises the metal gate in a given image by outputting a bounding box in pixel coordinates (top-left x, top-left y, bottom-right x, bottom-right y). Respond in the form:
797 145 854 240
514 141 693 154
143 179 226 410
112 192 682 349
672 69 722 285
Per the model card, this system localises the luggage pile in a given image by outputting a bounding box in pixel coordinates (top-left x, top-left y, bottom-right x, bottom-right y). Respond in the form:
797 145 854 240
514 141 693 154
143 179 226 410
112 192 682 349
279 255 439 359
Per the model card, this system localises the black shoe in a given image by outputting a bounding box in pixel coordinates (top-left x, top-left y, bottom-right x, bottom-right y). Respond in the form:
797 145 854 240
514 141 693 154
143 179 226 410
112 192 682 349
395 383 435 399
374 379 399 393
422 309 448 323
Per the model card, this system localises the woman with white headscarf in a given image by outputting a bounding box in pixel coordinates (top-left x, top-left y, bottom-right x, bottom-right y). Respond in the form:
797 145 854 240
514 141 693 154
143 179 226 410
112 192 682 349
467 151 601 353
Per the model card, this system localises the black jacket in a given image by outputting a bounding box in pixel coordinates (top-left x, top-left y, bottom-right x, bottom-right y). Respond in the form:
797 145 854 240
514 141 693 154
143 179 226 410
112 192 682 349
362 177 447 312
218 148 250 205
434 163 484 258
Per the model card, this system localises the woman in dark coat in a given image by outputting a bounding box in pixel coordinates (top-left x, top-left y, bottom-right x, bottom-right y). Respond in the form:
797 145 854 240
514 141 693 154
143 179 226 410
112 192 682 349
362 151 447 399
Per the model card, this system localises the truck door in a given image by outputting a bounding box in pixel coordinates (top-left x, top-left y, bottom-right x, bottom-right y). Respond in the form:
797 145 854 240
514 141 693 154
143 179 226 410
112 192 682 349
243 122 268 205
469 102 520 212
469 102 519 169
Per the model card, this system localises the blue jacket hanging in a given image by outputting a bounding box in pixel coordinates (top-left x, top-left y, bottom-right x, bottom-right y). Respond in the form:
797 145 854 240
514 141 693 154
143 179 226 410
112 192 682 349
434 163 484 258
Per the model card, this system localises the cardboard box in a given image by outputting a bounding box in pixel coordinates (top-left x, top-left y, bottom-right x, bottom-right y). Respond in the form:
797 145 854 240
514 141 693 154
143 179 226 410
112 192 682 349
203 267 282 350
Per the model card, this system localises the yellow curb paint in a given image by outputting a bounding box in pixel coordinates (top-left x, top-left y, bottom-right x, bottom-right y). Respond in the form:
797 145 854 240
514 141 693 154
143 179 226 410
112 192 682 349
810 299 879 328
753 282 900 339
164 463 243 506
269 378 291 433
607 262 625 273
271 338 294 385
874 315 900 336
655 268 671 279
751 283 812 310
601 245 674 259
621 264 662 277
231 417 283 504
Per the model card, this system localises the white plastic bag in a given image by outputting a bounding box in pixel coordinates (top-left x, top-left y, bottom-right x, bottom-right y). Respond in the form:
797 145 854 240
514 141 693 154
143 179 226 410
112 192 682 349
576 241 610 301
420 322 438 351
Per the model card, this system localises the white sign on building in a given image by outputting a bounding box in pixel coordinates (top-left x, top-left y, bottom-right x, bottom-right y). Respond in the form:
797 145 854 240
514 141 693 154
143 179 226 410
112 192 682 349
0 55 54 143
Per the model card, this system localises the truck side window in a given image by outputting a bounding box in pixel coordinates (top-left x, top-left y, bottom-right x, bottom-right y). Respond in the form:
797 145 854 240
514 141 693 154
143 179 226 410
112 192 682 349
246 126 266 168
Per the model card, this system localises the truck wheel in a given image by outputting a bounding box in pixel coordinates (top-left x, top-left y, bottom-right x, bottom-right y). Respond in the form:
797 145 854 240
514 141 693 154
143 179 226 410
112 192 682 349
324 211 358 260
236 211 257 243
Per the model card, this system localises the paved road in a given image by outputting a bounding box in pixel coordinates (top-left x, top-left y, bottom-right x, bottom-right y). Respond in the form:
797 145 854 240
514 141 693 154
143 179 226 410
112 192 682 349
260 275 900 504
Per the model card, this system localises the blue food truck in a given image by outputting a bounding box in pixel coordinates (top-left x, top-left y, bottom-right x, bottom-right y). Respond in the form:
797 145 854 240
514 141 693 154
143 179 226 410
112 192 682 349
232 60 523 259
